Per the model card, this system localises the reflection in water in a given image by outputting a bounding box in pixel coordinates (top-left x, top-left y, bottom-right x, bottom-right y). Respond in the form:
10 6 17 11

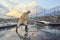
0 24 60 40
44 26 49 29
36 25 60 40
16 26 24 40
16 26 30 40
23 32 30 40
15 24 60 40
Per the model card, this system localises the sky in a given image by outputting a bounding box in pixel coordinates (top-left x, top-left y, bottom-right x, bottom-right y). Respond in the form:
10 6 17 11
36 0 60 9
0 0 60 9
0 0 60 18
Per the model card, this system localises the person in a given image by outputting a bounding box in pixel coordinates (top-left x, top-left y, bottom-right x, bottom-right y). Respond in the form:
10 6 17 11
16 10 30 32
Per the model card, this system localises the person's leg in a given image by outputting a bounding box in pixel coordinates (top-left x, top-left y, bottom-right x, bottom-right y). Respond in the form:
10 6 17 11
25 25 28 32
16 19 22 32
24 21 28 32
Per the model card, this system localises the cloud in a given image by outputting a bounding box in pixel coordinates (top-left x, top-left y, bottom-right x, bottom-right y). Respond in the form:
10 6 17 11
5 0 20 5
0 0 37 14
28 0 36 7
0 0 13 9
14 0 37 14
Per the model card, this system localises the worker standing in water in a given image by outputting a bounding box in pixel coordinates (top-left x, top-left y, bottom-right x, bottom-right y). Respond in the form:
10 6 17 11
16 10 30 32
4 9 31 40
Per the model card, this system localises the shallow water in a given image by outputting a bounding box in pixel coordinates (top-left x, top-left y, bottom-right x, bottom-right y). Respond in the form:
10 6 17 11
0 25 60 40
